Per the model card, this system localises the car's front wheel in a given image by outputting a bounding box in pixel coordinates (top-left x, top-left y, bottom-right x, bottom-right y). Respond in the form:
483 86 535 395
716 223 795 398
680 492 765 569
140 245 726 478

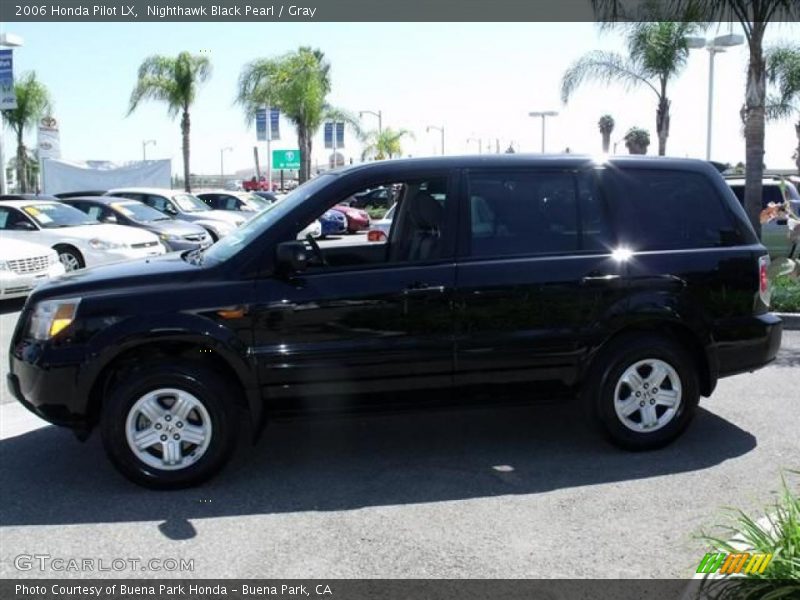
101 361 238 489
586 334 699 451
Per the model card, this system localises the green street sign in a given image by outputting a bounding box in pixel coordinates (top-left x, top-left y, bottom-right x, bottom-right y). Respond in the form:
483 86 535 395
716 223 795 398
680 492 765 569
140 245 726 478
272 149 301 170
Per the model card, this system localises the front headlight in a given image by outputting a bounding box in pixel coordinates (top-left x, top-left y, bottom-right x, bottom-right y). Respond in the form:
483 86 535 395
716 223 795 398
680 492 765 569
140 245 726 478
89 238 127 250
159 233 182 242
28 298 81 340
0 260 8 271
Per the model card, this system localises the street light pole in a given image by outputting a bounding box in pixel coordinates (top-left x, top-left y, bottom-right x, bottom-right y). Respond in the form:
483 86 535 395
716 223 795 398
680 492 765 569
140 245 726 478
142 139 156 161
427 125 445 155
220 146 232 185
686 33 744 160
528 111 559 153
467 137 482 154
359 109 382 134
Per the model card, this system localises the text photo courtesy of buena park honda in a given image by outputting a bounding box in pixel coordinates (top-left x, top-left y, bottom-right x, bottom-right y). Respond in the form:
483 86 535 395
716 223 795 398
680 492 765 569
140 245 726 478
0 1 799 598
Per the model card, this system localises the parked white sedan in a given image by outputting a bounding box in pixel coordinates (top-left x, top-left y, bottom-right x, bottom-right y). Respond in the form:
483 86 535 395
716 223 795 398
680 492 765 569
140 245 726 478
0 238 65 299
0 200 165 271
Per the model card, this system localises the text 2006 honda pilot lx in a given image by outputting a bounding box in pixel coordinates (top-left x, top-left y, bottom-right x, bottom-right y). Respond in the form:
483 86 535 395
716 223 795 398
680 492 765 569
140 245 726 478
7 156 782 488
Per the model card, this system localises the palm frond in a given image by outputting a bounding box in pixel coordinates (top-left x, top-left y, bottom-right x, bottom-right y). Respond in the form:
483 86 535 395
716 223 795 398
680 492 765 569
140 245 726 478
561 50 658 104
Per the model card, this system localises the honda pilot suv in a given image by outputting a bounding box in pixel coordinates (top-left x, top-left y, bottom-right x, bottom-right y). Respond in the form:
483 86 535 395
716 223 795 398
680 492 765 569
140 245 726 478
7 156 782 489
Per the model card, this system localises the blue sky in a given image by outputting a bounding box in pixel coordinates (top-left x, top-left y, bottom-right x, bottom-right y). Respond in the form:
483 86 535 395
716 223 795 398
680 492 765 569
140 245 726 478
3 21 800 177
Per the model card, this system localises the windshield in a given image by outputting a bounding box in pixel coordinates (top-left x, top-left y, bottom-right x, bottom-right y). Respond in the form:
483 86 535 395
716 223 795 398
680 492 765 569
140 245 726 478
111 201 171 222
242 193 272 211
22 203 98 228
173 193 209 212
202 174 335 264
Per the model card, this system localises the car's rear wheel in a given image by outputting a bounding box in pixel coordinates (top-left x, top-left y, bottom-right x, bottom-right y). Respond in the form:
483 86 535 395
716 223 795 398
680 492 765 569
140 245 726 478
54 245 84 271
586 334 699 450
101 361 238 489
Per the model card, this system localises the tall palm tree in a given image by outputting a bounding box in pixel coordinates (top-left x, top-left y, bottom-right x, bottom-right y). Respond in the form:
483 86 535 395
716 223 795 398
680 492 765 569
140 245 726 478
237 47 360 183
591 0 800 238
561 20 700 156
1 72 51 193
598 114 615 153
766 44 800 174
128 52 211 192
361 127 414 160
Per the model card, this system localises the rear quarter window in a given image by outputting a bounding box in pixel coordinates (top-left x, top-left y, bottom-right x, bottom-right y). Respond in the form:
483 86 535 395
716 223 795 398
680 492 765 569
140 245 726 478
601 169 745 251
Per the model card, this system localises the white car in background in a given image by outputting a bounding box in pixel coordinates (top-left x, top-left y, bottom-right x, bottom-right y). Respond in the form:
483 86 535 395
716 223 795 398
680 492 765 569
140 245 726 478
367 203 396 242
0 200 165 272
0 238 65 299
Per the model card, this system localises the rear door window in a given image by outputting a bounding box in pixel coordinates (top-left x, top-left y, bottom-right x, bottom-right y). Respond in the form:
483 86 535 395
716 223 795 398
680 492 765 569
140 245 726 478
600 169 743 251
467 171 578 257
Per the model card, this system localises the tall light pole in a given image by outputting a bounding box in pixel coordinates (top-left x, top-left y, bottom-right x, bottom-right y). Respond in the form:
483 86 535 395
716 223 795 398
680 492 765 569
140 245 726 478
220 146 232 185
528 111 559 153
0 32 24 195
426 125 445 156
142 139 156 161
686 33 744 160
467 137 482 154
359 109 382 134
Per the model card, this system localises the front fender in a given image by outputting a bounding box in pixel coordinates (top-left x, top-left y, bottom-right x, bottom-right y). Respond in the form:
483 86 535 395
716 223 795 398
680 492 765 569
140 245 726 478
77 312 262 430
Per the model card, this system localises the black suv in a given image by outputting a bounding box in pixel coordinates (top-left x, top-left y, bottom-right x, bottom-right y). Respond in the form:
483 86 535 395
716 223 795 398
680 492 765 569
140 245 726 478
7 156 782 488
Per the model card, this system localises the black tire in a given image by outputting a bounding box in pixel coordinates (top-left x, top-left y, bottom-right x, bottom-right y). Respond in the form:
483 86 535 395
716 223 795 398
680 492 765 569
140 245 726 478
584 334 699 451
101 361 238 489
53 245 85 271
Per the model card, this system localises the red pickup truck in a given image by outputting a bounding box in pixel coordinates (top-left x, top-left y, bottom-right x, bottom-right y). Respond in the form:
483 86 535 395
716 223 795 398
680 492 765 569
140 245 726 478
243 176 273 191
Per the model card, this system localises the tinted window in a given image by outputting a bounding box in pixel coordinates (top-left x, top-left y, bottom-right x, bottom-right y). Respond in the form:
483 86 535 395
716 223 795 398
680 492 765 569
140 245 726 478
601 169 741 250
467 171 579 257
576 170 614 252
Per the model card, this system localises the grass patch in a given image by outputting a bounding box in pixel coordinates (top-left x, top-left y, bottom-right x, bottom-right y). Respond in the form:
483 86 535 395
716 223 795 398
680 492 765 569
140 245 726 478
696 473 800 599
772 275 800 313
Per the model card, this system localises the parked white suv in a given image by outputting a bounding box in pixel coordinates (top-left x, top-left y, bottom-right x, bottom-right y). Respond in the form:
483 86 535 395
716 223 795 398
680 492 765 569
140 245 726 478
0 238 65 299
0 200 166 271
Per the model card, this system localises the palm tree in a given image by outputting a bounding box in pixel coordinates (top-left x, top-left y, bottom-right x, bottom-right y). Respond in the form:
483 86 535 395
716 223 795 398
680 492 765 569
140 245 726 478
1 72 51 193
624 127 650 155
361 127 414 160
561 21 700 156
766 44 800 174
128 52 211 192
237 47 361 183
591 1 800 238
598 114 615 153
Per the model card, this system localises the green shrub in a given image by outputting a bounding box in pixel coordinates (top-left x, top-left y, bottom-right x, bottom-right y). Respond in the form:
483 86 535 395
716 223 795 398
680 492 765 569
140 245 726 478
365 206 387 220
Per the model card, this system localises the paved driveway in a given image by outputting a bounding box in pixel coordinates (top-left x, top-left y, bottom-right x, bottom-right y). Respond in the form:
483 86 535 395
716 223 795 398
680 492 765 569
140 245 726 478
1 300 797 579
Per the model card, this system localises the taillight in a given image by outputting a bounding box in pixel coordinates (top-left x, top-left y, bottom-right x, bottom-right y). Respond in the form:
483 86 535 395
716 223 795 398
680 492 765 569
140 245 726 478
758 255 771 307
367 230 386 242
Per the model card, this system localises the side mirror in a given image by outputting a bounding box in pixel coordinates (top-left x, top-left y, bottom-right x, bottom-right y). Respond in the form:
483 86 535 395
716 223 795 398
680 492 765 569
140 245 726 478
12 221 36 231
102 215 118 224
164 204 178 215
276 241 308 273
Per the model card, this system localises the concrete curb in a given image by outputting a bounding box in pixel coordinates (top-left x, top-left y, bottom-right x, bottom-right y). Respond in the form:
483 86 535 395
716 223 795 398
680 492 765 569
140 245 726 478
776 312 800 330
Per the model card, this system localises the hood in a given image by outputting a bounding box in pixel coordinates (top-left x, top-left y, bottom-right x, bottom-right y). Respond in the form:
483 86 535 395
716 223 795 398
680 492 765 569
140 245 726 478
50 223 160 244
0 238 57 260
30 252 203 300
140 219 208 236
186 210 246 226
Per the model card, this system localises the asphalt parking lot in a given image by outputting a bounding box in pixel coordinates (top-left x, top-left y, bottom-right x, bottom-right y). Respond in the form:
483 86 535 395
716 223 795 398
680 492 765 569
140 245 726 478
1 299 798 579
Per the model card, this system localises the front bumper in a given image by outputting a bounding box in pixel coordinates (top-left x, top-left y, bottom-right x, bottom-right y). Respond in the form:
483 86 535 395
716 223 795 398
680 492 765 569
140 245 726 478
715 313 783 378
0 263 65 299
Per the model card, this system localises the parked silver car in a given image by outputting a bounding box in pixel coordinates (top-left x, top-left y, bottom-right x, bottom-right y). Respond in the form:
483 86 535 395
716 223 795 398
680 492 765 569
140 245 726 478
106 188 246 241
